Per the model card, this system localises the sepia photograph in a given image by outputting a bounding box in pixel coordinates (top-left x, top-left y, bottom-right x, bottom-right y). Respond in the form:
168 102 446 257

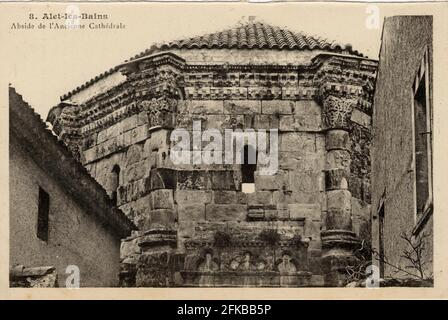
0 1 445 298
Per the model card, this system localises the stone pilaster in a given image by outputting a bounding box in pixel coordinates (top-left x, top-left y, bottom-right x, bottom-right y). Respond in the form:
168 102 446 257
320 95 360 286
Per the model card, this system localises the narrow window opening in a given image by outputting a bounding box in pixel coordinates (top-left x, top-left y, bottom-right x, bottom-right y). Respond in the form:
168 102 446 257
37 187 50 241
241 145 257 194
413 78 430 218
110 165 121 205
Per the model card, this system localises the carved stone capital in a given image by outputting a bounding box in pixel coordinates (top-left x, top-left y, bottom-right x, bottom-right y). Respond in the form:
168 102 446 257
325 168 350 191
139 98 177 129
322 95 357 131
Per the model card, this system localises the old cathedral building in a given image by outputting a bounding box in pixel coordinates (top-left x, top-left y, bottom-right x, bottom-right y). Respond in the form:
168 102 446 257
47 22 378 287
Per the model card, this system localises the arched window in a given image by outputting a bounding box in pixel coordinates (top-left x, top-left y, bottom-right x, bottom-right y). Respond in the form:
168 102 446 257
110 165 120 205
241 145 256 194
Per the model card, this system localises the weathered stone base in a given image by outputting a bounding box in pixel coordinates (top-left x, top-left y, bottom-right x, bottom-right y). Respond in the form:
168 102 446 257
10 265 58 288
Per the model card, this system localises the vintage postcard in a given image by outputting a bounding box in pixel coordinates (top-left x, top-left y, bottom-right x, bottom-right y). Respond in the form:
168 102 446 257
0 1 447 300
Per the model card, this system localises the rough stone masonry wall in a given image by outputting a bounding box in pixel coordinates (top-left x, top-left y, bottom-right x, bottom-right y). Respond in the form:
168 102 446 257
53 49 377 286
173 99 326 274
79 98 326 283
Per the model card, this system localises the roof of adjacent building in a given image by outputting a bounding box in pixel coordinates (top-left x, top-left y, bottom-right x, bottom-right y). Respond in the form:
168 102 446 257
10 87 136 238
60 21 364 101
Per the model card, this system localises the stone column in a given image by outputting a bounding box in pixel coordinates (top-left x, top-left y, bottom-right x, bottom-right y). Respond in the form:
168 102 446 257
320 95 360 287
134 96 180 287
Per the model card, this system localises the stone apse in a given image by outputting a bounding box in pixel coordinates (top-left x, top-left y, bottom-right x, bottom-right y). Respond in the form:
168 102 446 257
48 22 377 287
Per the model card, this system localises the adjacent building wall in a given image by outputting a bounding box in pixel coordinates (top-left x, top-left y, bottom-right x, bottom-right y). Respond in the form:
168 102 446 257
10 134 123 287
372 16 433 280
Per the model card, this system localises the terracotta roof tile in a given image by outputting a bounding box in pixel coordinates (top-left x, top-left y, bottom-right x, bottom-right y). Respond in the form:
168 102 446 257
129 22 363 60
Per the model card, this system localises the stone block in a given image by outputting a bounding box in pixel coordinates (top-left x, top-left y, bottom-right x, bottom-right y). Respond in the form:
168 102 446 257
130 179 150 201
244 114 254 128
150 189 174 209
278 209 289 220
304 220 322 239
288 203 321 220
315 135 326 154
265 210 278 221
294 100 322 116
223 115 245 130
82 133 97 150
203 115 224 131
236 192 247 204
247 191 273 205
247 208 265 221
106 121 124 139
325 150 351 171
205 204 247 222
289 171 319 193
175 190 212 205
326 190 352 229
325 129 350 151
126 144 143 166
279 152 325 172
272 190 286 203
134 194 151 214
213 191 237 204
224 100 261 114
279 115 321 132
177 220 196 252
261 100 293 115
280 132 316 153
325 208 352 230
121 114 140 133
255 173 286 191
351 108 371 129
120 237 141 261
124 161 147 183
150 168 177 190
182 100 224 115
129 124 150 145
254 115 272 130
210 170 235 190
97 128 109 144
144 129 171 155
137 111 149 126
149 209 176 228
288 191 320 205
177 170 208 190
326 190 351 212
83 146 97 164
178 204 206 222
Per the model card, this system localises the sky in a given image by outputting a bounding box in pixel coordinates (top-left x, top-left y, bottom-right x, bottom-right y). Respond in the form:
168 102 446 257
0 2 433 119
